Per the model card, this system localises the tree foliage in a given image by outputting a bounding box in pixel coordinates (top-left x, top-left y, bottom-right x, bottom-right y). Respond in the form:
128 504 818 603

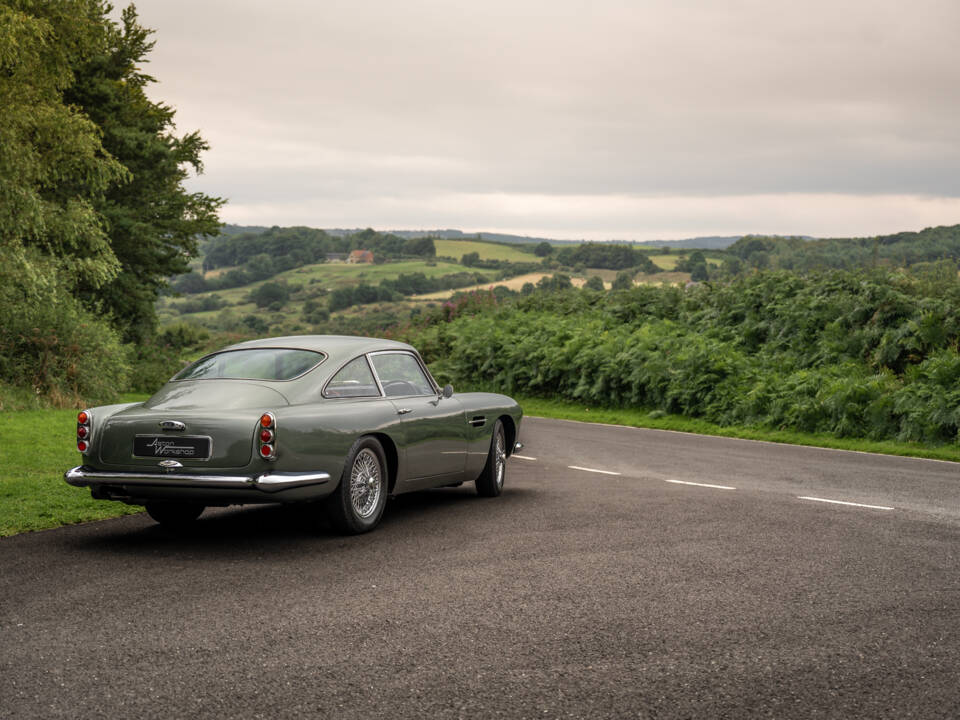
202 227 435 274
0 0 222 402
555 243 660 273
248 281 291 309
584 275 605 291
401 269 960 445
0 0 126 289
64 4 223 339
727 225 960 273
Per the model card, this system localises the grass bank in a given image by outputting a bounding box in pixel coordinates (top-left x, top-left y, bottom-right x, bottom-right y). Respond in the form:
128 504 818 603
0 395 147 537
518 395 960 463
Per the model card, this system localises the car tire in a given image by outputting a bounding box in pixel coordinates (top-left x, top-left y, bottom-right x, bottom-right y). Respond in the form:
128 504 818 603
145 502 205 528
475 419 506 497
324 436 388 534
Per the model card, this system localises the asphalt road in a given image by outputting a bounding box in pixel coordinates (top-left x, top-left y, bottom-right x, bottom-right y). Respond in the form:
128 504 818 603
3 416 960 719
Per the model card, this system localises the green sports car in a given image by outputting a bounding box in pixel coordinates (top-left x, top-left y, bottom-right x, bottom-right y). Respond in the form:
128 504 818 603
65 335 523 534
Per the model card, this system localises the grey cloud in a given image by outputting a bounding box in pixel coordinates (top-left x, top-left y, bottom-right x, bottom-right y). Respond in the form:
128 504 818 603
133 0 960 235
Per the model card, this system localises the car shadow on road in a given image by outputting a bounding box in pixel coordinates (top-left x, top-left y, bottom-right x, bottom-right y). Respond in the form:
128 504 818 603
381 485 535 526
72 485 537 555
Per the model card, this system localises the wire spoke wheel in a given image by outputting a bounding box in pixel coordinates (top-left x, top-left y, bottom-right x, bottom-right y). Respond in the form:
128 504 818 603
326 437 388 534
350 448 382 519
495 431 506 488
475 419 507 498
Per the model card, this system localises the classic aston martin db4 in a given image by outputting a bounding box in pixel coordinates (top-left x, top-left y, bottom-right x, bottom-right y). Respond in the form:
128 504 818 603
65 335 522 533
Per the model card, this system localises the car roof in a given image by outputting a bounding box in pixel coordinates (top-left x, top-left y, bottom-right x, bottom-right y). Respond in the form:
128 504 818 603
222 335 416 365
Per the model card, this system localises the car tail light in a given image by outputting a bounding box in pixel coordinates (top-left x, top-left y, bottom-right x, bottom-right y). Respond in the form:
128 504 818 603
258 412 276 460
77 409 92 455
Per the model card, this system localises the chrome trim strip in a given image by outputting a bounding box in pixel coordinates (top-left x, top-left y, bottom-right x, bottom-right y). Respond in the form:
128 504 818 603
64 466 330 493
322 354 384 399
366 349 439 397
254 472 331 489
365 353 386 397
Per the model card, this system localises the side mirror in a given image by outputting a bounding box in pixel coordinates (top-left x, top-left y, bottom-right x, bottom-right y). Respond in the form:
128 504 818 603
442 384 454 399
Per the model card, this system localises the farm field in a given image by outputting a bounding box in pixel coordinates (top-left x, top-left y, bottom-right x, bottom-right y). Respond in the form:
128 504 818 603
636 270 691 285
433 238 534 262
160 296 425 330
159 260 495 320
161 235 716 332
649 254 678 269
275 259 485 289
411 269 700 299
412 272 553 299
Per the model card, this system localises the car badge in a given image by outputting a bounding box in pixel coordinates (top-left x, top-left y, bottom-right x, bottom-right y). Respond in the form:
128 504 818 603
159 420 186 431
158 459 183 472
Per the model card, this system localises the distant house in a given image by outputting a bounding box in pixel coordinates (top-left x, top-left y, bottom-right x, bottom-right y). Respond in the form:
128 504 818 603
348 249 374 264
325 253 348 262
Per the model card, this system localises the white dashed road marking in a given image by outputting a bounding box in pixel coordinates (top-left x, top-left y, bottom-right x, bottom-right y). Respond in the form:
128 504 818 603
544 458 897 511
513 455 538 461
568 465 622 476
666 479 736 491
798 496 895 511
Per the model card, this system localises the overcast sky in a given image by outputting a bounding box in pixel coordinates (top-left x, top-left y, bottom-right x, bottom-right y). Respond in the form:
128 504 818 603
132 0 960 240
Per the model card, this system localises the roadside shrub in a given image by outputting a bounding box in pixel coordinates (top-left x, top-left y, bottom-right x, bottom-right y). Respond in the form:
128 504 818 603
126 323 211 393
892 351 960 443
248 281 291 308
0 251 129 405
397 268 960 445
170 293 227 314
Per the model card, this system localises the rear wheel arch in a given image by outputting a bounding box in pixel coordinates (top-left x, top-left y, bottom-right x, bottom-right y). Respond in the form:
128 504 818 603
369 432 399 493
324 435 388 534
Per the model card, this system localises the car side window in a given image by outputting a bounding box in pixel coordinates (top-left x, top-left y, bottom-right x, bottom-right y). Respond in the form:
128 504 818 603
370 353 435 397
325 356 381 398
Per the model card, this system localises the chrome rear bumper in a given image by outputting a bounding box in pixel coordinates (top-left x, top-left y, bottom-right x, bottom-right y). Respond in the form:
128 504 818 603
64 466 330 494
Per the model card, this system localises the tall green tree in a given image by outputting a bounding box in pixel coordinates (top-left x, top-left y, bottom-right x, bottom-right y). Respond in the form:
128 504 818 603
65 4 223 340
0 0 130 400
0 0 126 288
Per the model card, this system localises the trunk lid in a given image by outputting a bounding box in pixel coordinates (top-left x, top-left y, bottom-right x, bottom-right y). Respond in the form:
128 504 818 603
98 380 289 469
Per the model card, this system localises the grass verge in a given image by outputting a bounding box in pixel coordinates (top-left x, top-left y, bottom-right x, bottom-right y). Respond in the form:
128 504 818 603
0 394 148 537
517 395 960 463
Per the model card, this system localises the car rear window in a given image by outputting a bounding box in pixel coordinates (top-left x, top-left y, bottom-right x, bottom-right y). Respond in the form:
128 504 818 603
173 349 325 381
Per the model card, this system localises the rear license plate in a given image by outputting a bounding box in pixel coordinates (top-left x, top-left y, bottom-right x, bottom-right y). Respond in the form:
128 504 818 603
133 435 212 459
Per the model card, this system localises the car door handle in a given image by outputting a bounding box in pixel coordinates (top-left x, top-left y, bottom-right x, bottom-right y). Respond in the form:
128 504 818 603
396 408 413 415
